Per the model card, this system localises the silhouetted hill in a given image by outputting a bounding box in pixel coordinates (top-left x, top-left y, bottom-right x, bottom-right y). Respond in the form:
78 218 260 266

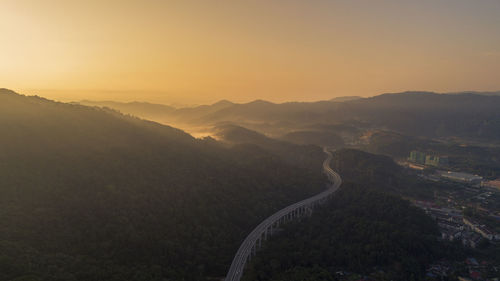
200 100 338 125
331 148 439 199
78 91 500 142
214 124 325 171
211 92 500 140
212 99 235 107
0 90 324 281
280 130 344 147
446 90 500 96
345 91 500 139
329 95 363 102
78 100 176 120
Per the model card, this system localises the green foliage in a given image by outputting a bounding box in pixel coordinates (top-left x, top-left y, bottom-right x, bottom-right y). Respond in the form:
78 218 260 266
0 90 325 281
243 186 443 281
242 149 465 281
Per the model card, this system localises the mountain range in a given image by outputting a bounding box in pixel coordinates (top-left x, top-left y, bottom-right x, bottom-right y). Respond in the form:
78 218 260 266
79 91 500 142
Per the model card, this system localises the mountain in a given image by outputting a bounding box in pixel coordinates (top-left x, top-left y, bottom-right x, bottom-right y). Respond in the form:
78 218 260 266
280 130 344 147
214 124 326 171
204 92 500 140
77 100 176 120
445 90 500 96
329 95 363 102
77 99 236 125
0 89 325 281
344 91 500 139
79 91 500 142
196 100 338 125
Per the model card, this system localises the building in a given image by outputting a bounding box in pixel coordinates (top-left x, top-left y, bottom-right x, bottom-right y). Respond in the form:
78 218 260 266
476 225 494 240
441 229 462 241
463 217 499 240
438 220 464 231
409 150 427 165
408 151 448 167
425 155 449 167
483 179 500 190
461 232 482 248
439 171 483 185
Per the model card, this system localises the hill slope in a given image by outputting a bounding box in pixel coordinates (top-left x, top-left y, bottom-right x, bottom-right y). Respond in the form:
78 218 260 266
0 89 324 281
242 149 463 281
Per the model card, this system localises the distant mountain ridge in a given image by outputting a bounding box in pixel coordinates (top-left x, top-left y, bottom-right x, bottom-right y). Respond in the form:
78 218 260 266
445 90 500 96
77 90 500 141
329 95 363 102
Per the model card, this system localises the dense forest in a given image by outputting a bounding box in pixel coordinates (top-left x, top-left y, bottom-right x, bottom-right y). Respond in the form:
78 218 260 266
0 89 326 281
242 149 465 281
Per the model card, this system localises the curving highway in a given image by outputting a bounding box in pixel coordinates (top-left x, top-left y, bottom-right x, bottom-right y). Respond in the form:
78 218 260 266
225 147 342 281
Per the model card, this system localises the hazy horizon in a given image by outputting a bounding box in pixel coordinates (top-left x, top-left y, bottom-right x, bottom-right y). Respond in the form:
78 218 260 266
5 88 500 108
2 0 500 104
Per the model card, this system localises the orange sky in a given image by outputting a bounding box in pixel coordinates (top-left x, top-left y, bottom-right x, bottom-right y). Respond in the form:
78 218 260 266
1 0 500 104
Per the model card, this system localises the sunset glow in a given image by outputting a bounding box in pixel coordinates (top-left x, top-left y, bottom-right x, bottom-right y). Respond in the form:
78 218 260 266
2 0 500 104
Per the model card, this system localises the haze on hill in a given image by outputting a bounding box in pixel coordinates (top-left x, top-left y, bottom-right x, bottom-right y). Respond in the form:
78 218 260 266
0 89 326 280
79 91 500 143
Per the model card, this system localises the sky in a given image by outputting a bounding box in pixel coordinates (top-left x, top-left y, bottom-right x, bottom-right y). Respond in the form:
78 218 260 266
1 0 500 105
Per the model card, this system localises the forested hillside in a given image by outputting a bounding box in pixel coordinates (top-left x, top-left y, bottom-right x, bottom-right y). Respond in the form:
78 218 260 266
279 130 344 147
214 124 326 171
242 149 464 281
0 89 325 281
343 92 500 140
